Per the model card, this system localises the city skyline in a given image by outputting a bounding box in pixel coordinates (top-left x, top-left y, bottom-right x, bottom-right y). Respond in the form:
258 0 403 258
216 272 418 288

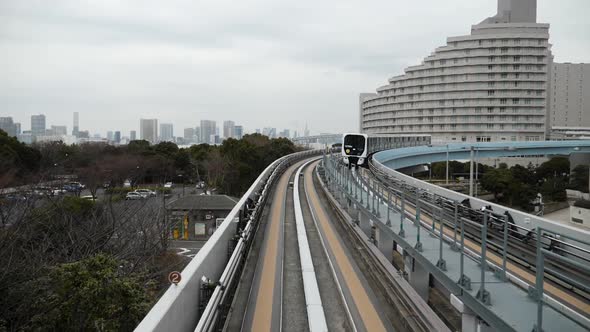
1 0 589 137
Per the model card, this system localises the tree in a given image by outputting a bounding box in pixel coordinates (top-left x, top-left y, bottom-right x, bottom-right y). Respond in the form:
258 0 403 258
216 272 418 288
570 164 589 193
535 157 570 181
30 254 153 331
480 168 513 201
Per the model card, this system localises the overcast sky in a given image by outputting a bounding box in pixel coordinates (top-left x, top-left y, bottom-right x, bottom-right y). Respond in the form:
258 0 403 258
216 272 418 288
1 0 589 137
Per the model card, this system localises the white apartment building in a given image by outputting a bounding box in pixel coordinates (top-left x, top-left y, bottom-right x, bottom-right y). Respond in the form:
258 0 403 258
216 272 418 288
360 0 551 144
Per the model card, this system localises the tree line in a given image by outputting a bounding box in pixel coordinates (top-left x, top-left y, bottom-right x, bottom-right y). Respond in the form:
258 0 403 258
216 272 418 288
0 130 298 197
426 157 588 211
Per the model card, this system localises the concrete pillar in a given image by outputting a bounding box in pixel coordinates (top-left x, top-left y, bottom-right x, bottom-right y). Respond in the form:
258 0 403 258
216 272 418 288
403 252 430 302
450 294 478 332
377 226 394 260
359 214 372 238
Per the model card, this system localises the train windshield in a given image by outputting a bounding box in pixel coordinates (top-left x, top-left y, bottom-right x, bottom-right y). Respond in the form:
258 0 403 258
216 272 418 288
343 134 365 156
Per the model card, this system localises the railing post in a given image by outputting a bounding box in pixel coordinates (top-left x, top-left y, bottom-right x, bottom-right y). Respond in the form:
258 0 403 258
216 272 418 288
399 189 406 238
366 178 370 209
436 207 447 271
450 202 459 251
501 215 508 281
386 190 392 227
533 227 544 332
415 190 423 252
458 212 471 290
476 212 491 305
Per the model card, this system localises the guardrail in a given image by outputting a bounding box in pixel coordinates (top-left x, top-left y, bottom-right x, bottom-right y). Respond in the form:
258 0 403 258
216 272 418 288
135 149 321 332
371 153 590 261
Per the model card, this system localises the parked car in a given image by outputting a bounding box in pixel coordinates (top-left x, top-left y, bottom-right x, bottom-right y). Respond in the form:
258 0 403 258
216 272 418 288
125 192 143 200
52 188 67 196
134 189 156 198
164 182 173 189
68 182 86 189
123 179 132 188
80 195 97 201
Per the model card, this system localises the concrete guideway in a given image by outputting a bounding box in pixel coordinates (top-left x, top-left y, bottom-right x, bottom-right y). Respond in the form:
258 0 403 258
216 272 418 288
241 160 309 332
303 161 392 332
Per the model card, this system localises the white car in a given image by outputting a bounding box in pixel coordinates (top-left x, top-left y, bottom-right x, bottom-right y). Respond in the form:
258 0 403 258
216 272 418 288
125 192 143 200
164 182 173 189
134 189 156 198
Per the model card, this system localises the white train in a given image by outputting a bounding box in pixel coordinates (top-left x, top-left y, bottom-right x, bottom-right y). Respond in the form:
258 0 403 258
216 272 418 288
342 133 431 167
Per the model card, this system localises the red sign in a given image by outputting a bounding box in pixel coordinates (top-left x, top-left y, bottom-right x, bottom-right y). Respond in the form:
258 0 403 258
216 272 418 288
168 271 182 285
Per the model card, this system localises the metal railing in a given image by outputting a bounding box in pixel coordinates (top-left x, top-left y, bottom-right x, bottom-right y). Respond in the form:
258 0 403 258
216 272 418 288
322 152 590 331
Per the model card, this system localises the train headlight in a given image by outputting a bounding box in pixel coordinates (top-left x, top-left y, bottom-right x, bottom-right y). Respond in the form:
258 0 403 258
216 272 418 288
358 158 365 165
345 149 351 154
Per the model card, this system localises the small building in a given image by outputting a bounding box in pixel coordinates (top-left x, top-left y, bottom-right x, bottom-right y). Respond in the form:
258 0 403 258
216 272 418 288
570 200 590 228
167 195 238 240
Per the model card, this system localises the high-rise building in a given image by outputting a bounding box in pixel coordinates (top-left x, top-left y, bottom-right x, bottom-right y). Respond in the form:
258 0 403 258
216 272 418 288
359 0 551 143
130 130 137 141
223 120 235 139
304 124 310 137
200 120 216 144
0 117 17 137
106 131 114 141
114 131 121 143
73 112 79 137
234 125 244 139
548 63 590 131
262 127 276 138
184 127 195 142
140 119 158 144
15 123 21 135
279 129 290 138
195 127 201 143
51 125 67 136
31 114 46 137
160 123 174 142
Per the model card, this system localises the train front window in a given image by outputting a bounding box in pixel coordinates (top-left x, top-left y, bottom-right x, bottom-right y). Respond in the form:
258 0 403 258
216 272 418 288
343 135 365 156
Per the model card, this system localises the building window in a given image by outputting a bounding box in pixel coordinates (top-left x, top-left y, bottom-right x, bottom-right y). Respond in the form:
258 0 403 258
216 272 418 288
488 90 495 96
500 98 507 104
513 65 520 70
488 65 494 70
513 98 520 104
514 56 520 61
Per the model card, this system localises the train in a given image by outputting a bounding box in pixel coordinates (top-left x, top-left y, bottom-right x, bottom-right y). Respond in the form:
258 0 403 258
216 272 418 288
341 133 431 168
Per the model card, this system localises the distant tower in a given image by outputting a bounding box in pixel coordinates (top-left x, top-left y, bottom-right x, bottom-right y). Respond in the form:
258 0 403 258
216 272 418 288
73 112 79 137
130 130 137 141
31 114 46 137
304 123 310 137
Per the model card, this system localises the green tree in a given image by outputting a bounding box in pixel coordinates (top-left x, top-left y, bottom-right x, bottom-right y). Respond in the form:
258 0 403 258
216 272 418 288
536 157 570 181
31 254 153 331
480 168 513 201
570 164 589 193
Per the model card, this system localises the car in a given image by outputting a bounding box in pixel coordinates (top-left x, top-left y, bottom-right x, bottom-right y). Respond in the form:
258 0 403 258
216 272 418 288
80 195 97 201
125 192 143 200
164 182 173 189
68 182 86 189
134 189 156 198
52 188 67 196
123 179 132 188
